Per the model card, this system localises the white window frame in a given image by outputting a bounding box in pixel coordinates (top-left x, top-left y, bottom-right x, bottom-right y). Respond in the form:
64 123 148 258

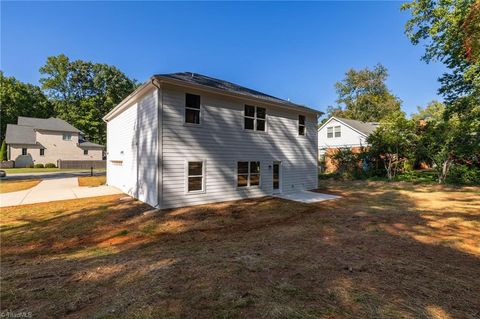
83 149 88 155
237 161 261 188
21 148 27 156
185 160 206 194
40 148 45 156
298 115 306 136
244 105 267 132
63 133 72 141
327 127 333 138
184 93 201 126
334 125 341 138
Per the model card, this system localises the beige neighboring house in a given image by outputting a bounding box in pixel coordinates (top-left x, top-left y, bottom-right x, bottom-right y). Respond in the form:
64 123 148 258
5 117 104 167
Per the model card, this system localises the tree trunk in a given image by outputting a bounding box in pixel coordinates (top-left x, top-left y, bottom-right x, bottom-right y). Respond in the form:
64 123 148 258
438 159 452 184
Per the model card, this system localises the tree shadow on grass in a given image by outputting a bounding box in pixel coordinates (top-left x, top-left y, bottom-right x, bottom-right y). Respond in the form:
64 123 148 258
1 183 479 318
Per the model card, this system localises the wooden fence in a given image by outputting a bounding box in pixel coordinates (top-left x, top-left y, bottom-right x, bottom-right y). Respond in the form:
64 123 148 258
57 160 106 169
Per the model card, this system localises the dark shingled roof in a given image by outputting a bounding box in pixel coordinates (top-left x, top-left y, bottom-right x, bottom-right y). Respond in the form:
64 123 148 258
78 141 104 149
18 117 81 133
155 72 320 114
5 124 37 145
336 117 379 136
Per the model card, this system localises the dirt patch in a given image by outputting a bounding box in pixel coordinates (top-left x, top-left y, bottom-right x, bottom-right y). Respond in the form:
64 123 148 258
1 181 479 318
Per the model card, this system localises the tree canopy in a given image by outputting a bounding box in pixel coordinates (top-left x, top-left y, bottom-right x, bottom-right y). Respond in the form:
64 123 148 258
39 54 138 144
0 71 54 141
326 64 402 122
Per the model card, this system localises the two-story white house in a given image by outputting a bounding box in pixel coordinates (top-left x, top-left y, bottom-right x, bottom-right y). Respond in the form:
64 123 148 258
103 72 321 209
317 116 379 171
5 117 104 167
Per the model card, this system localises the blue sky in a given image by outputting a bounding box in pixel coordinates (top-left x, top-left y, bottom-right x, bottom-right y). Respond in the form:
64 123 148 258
1 1 445 117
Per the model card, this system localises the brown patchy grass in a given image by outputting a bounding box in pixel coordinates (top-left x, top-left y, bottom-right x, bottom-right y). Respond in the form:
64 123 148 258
0 179 41 194
78 175 106 187
1 181 479 318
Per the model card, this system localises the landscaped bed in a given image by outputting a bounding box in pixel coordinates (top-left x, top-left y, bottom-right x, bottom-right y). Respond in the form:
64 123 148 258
0 179 41 194
1 181 479 318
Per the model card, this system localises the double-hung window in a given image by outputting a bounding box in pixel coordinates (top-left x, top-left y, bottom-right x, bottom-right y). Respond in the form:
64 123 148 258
84 149 89 155
334 125 341 137
185 93 201 124
63 133 72 141
40 149 45 156
237 161 260 187
298 115 306 136
327 127 333 138
22 148 27 156
187 161 205 192
244 105 266 131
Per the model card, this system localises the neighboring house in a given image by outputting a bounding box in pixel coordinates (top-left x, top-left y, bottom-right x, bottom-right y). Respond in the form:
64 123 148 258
5 117 103 167
104 72 321 209
317 117 379 172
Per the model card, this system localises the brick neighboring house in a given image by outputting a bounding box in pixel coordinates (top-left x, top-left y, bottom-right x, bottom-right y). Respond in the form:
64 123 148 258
5 117 104 167
318 117 379 172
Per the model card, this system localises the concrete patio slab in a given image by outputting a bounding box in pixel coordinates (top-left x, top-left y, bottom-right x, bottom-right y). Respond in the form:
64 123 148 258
274 190 340 203
0 177 123 207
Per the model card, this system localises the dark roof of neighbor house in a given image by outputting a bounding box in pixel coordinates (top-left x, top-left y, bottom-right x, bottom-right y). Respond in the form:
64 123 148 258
334 117 379 136
155 72 321 114
5 124 37 145
78 141 104 149
17 117 81 133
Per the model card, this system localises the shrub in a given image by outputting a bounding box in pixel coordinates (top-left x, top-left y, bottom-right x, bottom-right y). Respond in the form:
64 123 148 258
446 165 480 185
34 163 44 168
330 148 363 179
0 140 6 161
26 164 34 168
44 163 56 168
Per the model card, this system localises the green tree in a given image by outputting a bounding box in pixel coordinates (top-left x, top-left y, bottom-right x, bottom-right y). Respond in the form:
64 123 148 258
367 112 416 180
0 71 54 141
39 54 138 144
411 100 445 122
328 64 402 122
402 0 480 127
0 140 7 161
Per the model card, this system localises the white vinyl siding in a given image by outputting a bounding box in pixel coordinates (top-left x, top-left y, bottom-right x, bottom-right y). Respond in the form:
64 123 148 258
318 118 369 149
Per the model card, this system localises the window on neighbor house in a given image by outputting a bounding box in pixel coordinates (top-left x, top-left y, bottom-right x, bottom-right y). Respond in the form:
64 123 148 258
334 125 341 137
237 161 260 187
185 93 201 124
298 115 306 136
327 127 333 138
187 161 204 192
22 148 27 156
40 149 45 156
84 149 88 155
244 105 266 131
63 133 72 141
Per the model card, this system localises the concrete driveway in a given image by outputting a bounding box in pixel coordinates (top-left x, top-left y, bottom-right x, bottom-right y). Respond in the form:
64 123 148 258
0 177 122 207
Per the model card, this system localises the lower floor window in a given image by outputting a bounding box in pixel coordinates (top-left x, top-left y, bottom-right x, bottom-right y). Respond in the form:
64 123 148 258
187 161 204 192
237 161 260 187
22 148 27 156
40 148 45 156
84 149 88 155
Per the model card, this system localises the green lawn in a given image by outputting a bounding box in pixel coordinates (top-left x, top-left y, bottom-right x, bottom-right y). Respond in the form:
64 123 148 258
2 168 106 174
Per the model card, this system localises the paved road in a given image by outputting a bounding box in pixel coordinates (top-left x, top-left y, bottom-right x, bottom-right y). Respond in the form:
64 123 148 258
3 170 105 181
0 177 123 207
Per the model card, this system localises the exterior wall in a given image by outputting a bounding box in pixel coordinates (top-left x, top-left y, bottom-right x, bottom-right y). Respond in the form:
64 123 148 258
318 118 367 150
160 84 318 209
322 146 364 173
8 131 102 167
106 88 158 206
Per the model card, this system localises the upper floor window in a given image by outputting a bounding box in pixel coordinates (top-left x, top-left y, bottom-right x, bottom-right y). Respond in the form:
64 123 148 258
63 133 72 141
185 93 201 124
84 149 88 155
187 161 205 192
298 115 306 136
244 105 266 131
22 148 27 156
327 126 341 138
40 149 45 156
237 161 260 187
